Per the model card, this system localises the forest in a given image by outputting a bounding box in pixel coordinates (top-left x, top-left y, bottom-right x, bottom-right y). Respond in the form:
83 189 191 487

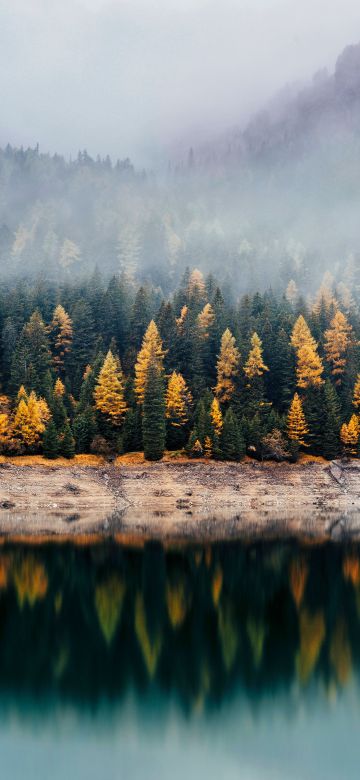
0 266 359 462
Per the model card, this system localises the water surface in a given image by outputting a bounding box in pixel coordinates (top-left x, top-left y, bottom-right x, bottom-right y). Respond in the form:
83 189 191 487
0 533 359 778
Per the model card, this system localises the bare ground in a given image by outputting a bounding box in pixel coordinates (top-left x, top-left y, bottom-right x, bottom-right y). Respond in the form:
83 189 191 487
0 458 359 543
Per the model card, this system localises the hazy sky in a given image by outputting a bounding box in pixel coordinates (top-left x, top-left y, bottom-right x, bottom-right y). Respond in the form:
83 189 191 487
1 0 360 164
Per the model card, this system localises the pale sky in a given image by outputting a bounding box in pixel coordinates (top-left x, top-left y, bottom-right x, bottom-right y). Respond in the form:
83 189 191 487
0 0 360 164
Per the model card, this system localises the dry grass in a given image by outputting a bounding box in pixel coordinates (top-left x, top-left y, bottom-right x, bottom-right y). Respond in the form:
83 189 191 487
0 454 105 467
0 451 330 468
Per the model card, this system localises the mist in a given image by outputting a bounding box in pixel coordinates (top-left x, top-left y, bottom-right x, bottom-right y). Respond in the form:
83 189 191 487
1 0 360 164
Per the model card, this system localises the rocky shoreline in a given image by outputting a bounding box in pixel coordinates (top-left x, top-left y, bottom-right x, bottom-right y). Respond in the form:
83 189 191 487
0 459 359 543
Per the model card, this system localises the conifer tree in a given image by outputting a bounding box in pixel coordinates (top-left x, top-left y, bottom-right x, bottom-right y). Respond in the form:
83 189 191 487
353 374 360 412
296 343 324 389
94 350 127 425
49 304 73 375
290 315 313 351
291 315 324 389
340 415 359 456
165 371 192 448
142 363 166 461
11 311 52 396
322 380 341 459
220 408 244 461
244 332 269 379
73 408 97 453
287 393 309 446
215 328 240 403
324 310 353 383
135 321 165 405
54 377 65 397
60 423 76 459
210 397 223 437
43 420 59 459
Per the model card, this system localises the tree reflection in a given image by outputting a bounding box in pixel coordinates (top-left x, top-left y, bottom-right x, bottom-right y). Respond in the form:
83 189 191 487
0 539 357 712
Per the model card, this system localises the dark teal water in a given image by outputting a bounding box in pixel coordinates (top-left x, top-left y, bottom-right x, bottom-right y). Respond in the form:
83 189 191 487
0 538 359 779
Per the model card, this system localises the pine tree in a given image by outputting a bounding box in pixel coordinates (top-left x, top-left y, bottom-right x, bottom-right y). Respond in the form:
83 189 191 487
324 310 353 383
135 320 165 405
142 363 166 461
43 420 59 459
94 350 127 426
287 393 309 447
220 408 244 461
73 409 97 452
60 423 76 459
215 328 240 403
11 311 52 395
49 304 73 375
322 380 341 459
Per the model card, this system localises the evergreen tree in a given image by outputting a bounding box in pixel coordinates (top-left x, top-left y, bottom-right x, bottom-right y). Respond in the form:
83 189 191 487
11 311 52 395
60 423 76 459
43 420 59 459
220 408 245 461
73 409 97 453
142 363 166 461
321 381 341 459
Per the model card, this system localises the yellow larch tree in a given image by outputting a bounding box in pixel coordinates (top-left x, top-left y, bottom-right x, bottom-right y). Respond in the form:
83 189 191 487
215 328 240 403
94 350 128 425
13 391 47 448
340 415 359 455
134 320 165 404
197 303 215 339
50 304 73 374
353 374 360 411
165 371 192 428
291 315 315 351
287 393 309 446
210 397 223 437
188 268 206 299
291 317 324 389
175 304 188 335
324 310 353 382
296 343 324 389
54 377 65 397
244 332 268 379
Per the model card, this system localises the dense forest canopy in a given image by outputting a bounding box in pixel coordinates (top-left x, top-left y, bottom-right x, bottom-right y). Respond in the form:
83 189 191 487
1 43 360 296
0 268 359 461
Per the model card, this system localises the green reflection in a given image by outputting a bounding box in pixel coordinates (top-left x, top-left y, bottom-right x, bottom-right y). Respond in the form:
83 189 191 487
0 540 358 714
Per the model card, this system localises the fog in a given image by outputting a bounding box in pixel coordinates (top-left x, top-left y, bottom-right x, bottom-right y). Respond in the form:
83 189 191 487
1 0 360 163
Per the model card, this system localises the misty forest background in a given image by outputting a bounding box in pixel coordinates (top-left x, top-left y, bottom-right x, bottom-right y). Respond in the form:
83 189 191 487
0 42 360 461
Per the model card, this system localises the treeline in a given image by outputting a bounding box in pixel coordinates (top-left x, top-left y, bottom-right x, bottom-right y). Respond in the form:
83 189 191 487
0 268 359 461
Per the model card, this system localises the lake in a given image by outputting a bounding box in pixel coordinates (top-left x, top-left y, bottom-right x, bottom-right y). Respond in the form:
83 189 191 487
0 535 359 778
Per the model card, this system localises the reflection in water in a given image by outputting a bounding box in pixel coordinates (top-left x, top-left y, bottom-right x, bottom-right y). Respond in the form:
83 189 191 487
0 538 360 777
